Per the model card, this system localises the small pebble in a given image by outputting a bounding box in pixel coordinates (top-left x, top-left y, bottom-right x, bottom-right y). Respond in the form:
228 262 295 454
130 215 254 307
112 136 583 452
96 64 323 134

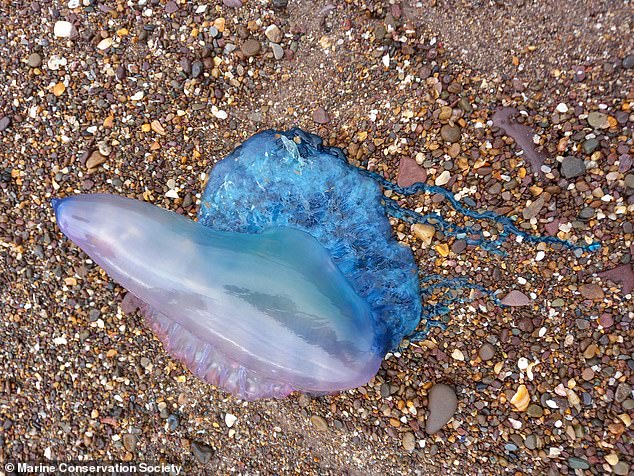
122 433 137 452
265 25 283 44
86 150 107 169
310 415 328 431
191 441 214 464
500 290 531 307
271 43 284 60
241 39 261 57
440 124 461 143
587 111 609 129
0 116 10 132
478 343 495 361
54 21 74 38
225 413 237 428
27 52 42 67
312 107 330 124
402 432 416 451
555 103 568 113
560 156 586 178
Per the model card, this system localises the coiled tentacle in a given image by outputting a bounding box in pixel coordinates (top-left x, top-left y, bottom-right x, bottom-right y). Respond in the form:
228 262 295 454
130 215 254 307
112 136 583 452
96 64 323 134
362 170 600 255
361 170 600 342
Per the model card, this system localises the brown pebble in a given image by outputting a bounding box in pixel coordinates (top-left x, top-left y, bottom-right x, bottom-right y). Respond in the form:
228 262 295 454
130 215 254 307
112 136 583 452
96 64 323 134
312 107 330 124
440 124 461 143
122 433 137 452
579 283 604 300
402 432 416 451
478 343 495 361
86 150 107 169
583 343 598 359
310 415 328 431
241 39 261 57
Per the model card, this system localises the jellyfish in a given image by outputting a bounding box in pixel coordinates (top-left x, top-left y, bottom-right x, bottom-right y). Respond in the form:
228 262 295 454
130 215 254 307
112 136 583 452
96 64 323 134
53 128 598 400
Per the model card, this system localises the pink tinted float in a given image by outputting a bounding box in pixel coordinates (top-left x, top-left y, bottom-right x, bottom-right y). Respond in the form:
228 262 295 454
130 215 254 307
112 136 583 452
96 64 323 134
53 194 384 400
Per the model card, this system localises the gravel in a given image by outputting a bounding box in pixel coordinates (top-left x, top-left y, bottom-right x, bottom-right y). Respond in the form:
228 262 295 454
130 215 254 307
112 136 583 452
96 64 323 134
1 0 632 474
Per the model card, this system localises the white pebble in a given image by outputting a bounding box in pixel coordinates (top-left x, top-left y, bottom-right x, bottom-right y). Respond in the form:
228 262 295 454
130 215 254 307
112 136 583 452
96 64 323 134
68 0 80 8
54 21 74 38
435 170 451 186
546 399 558 409
548 447 562 457
508 417 522 429
517 357 529 370
47 55 68 71
97 37 113 50
130 91 144 101
517 276 527 285
165 189 179 199
211 106 228 119
535 250 545 261
53 335 68 346
556 103 568 113
225 413 237 428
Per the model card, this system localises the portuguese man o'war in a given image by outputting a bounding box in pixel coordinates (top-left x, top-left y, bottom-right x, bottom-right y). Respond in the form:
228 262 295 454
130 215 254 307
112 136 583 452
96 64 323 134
53 128 599 400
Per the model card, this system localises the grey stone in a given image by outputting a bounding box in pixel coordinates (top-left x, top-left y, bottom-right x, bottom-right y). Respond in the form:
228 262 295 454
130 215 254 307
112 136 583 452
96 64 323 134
191 441 214 464
561 156 586 178
478 343 495 361
167 414 179 431
271 43 284 60
613 462 630 475
522 196 545 220
425 384 457 434
241 39 261 57
27 52 42 67
623 54 634 69
567 457 590 470
615 383 632 403
582 138 599 154
191 60 203 78
587 111 609 129
578 207 595 220
440 124 461 143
